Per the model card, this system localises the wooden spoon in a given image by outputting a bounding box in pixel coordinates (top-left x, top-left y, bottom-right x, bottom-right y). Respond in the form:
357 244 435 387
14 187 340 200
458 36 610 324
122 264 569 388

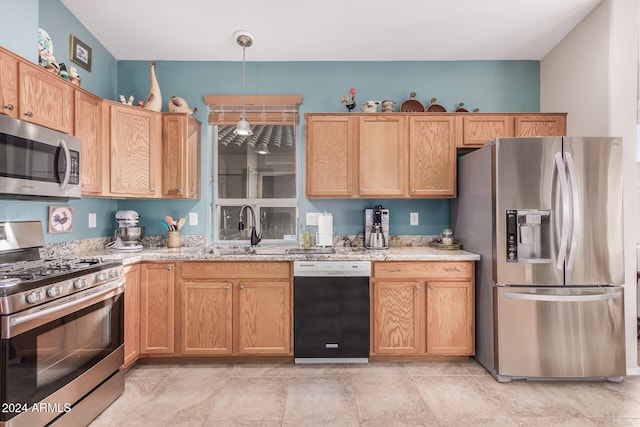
177 218 186 231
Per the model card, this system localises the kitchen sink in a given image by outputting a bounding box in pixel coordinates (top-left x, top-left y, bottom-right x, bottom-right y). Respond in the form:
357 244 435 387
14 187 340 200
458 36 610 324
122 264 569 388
286 247 336 255
210 246 290 256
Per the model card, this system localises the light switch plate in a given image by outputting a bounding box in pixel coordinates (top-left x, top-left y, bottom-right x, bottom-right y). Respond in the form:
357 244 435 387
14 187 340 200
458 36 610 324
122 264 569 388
88 213 97 228
189 212 198 226
306 212 321 226
410 212 419 226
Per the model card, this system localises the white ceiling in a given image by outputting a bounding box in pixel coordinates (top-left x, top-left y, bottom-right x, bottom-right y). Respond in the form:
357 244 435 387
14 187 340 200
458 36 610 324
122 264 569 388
60 0 601 62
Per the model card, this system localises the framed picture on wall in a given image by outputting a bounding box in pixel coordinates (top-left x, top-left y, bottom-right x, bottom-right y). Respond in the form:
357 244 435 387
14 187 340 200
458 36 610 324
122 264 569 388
69 34 92 72
48 206 73 233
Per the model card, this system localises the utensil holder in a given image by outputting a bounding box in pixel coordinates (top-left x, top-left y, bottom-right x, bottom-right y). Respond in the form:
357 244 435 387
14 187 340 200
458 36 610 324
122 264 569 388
167 231 181 248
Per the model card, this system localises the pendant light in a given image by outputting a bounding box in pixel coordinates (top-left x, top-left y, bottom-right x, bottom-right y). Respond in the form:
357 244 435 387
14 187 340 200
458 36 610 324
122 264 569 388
233 30 254 136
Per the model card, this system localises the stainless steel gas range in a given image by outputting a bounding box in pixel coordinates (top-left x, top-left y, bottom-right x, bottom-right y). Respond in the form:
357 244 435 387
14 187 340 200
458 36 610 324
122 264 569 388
0 221 125 427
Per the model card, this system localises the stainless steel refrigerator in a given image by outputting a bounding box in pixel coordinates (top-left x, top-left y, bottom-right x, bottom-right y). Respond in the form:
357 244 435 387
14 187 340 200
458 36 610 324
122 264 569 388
451 137 625 382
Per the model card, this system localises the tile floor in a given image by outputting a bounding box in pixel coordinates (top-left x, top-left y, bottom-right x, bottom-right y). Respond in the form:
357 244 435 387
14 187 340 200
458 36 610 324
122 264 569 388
90 357 640 427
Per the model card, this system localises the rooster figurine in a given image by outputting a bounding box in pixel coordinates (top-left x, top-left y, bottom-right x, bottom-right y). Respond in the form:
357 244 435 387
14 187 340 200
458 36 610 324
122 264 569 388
168 96 198 115
340 87 357 112
143 61 162 112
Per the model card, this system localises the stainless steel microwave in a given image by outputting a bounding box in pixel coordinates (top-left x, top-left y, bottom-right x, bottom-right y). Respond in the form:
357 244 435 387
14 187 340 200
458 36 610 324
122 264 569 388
0 114 81 201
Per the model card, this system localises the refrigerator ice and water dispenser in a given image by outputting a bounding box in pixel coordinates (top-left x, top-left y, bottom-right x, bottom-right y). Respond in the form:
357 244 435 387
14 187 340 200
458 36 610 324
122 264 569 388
505 209 551 263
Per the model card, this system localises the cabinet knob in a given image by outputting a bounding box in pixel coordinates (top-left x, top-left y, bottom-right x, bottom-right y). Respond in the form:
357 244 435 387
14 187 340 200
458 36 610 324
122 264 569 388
150 188 156 193
3 104 13 111
428 285 434 290
176 188 182 193
24 111 33 117
224 286 230 290
415 285 420 291
411 188 416 193
166 266 172 271
240 285 245 289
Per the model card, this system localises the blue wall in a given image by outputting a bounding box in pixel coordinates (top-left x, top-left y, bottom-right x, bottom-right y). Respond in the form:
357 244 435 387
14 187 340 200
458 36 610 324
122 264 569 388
0 0 541 242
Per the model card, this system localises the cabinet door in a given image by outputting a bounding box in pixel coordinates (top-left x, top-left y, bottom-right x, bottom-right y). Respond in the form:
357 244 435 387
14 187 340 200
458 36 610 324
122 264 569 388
305 115 356 197
109 103 161 197
123 264 140 368
18 62 72 133
426 280 474 355
162 114 201 199
181 281 233 354
140 263 175 354
458 115 514 148
237 281 292 355
372 281 424 355
0 50 18 118
515 114 566 137
358 115 406 197
75 90 103 195
408 116 456 197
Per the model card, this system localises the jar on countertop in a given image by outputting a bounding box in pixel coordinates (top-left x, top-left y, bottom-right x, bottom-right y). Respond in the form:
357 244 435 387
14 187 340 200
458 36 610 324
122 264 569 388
442 229 454 245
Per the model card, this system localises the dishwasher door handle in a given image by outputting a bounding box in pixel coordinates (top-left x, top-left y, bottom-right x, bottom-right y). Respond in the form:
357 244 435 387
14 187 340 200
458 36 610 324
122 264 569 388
503 291 622 303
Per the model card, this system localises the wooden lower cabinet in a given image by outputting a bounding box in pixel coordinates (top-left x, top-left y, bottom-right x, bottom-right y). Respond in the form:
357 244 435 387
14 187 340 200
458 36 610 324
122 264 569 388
237 281 291 354
123 264 140 368
371 261 475 356
180 262 292 356
140 262 175 354
373 281 425 354
182 281 233 354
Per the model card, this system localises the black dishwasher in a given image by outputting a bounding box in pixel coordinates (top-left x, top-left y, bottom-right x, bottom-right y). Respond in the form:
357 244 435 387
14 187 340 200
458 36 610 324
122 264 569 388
293 260 370 363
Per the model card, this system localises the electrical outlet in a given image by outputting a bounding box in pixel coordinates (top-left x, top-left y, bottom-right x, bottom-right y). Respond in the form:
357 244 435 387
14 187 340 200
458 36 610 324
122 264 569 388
306 212 321 226
410 212 419 226
88 213 97 228
189 212 198 226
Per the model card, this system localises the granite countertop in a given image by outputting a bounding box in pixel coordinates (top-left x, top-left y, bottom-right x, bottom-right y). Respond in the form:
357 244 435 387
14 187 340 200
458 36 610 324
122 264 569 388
91 245 481 265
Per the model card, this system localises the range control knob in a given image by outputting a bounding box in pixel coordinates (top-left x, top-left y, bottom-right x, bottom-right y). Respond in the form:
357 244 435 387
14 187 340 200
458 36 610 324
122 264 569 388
73 278 88 289
96 272 108 283
47 285 62 298
109 269 120 279
26 291 44 304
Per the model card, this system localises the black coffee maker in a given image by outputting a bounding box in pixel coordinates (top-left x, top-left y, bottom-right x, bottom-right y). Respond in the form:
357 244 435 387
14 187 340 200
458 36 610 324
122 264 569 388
364 205 389 249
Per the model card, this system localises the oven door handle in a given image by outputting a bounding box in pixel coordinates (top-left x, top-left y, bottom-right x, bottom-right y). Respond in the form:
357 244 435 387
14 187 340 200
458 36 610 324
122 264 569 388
3 279 125 339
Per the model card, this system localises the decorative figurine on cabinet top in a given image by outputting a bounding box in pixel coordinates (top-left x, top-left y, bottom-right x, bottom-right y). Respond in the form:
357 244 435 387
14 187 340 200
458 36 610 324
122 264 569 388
168 96 198 115
340 87 357 112
143 61 162 112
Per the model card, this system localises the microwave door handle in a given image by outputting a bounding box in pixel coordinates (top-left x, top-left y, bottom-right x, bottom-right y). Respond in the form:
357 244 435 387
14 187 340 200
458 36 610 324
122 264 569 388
564 152 580 270
59 140 71 190
554 152 570 270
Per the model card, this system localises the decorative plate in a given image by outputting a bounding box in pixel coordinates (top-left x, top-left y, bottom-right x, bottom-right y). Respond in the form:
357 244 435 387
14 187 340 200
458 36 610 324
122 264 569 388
400 99 424 112
38 28 53 63
48 206 73 233
426 97 447 112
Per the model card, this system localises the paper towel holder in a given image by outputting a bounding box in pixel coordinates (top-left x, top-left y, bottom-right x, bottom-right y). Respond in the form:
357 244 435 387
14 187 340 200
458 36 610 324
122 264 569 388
316 212 334 247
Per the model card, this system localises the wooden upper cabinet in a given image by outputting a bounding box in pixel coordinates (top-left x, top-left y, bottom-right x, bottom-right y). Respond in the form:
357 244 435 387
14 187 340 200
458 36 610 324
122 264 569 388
457 114 515 148
108 102 162 197
515 114 567 137
358 115 406 197
75 90 103 196
0 50 18 118
18 61 73 133
162 113 201 199
408 115 456 197
305 115 356 197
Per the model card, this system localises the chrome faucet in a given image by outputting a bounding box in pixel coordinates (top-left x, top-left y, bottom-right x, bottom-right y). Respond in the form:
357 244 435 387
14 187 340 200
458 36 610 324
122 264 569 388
238 205 262 246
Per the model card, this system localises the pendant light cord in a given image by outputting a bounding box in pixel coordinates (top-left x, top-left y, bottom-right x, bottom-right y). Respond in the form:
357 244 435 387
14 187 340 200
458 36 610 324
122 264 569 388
241 46 246 120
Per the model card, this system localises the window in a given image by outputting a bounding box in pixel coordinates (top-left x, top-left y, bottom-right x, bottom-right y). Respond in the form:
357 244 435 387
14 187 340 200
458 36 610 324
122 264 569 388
207 95 302 244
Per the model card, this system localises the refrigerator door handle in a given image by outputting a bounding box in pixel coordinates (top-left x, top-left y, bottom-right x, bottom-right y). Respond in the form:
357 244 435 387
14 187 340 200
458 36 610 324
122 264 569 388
503 291 622 302
564 152 580 270
554 152 570 270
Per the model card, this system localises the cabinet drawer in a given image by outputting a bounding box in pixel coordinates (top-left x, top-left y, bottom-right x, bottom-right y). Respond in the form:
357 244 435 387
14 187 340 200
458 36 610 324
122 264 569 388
373 261 473 279
182 261 290 280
